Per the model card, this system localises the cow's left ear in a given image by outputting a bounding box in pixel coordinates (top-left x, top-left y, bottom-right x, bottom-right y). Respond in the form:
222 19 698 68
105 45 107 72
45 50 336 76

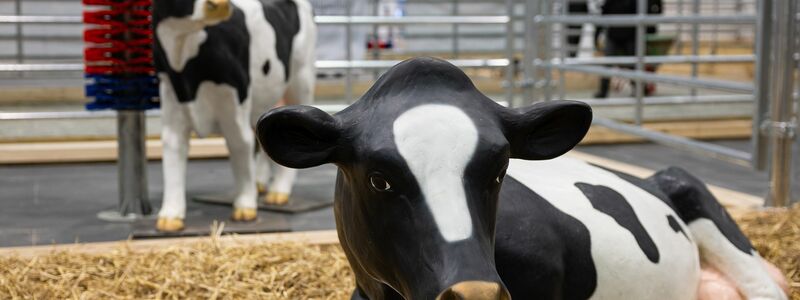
256 105 343 169
501 100 592 160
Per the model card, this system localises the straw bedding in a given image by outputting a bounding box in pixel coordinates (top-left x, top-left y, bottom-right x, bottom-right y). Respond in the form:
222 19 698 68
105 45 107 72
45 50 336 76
1 206 798 300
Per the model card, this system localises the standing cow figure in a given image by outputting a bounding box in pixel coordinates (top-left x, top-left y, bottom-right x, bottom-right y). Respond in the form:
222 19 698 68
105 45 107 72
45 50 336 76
153 0 316 231
257 57 788 299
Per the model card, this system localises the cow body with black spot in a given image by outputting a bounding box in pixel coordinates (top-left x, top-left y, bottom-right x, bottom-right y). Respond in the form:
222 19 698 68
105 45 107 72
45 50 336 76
153 0 316 231
257 57 787 300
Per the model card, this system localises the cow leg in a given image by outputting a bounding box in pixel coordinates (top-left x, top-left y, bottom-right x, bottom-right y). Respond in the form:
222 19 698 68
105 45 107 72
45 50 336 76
157 80 190 232
217 96 258 222
261 66 315 206
648 167 787 300
255 144 271 194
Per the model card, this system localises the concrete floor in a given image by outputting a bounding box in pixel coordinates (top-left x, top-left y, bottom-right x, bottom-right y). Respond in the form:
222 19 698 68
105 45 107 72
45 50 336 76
0 140 767 248
0 160 337 247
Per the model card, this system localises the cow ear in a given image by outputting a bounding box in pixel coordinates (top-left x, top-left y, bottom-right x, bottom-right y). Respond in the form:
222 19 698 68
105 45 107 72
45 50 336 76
502 100 592 160
256 105 343 168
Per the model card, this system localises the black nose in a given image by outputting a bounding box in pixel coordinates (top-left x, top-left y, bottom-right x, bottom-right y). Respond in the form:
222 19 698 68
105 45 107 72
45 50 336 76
436 281 511 300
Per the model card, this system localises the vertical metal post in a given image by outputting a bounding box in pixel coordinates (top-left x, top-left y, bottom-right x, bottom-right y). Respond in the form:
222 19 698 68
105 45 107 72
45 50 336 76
452 0 460 58
505 0 515 105
711 0 720 55
766 0 797 207
557 0 567 101
524 0 538 104
753 0 773 170
116 110 151 216
690 0 699 97
371 0 380 79
345 0 354 102
675 0 684 53
794 0 800 204
542 0 553 101
634 0 646 125
734 0 743 41
14 0 22 64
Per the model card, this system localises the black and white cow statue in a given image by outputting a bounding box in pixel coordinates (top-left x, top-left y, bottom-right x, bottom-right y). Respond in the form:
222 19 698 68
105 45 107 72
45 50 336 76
153 0 315 231
256 57 788 299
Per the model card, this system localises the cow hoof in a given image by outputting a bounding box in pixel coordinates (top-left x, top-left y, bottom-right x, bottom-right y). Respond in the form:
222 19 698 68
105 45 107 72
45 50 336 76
232 207 257 222
156 217 185 232
256 183 267 194
265 192 289 205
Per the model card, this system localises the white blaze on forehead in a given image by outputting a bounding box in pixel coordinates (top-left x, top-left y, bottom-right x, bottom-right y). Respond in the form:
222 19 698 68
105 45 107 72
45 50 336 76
393 104 478 242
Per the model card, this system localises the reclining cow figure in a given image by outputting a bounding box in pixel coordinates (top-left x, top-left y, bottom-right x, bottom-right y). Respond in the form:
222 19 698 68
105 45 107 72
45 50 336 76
257 57 788 299
153 0 316 231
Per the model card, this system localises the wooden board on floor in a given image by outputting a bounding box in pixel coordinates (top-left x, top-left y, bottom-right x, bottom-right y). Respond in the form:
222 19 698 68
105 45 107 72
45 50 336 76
0 230 340 258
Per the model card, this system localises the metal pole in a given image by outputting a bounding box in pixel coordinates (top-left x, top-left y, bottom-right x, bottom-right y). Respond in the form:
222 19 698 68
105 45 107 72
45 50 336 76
14 0 22 64
525 0 538 104
543 0 553 101
766 0 797 207
711 0 720 55
345 0 354 103
634 0 646 125
690 0 699 97
504 0 515 105
676 0 684 53
557 0 567 101
734 0 743 41
452 0 460 58
371 0 380 79
794 0 800 205
545 63 754 92
752 0 773 170
116 110 151 216
593 117 753 166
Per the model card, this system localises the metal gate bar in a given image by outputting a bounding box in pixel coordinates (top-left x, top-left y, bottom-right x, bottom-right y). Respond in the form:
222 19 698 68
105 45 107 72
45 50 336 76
538 63 754 92
593 117 753 166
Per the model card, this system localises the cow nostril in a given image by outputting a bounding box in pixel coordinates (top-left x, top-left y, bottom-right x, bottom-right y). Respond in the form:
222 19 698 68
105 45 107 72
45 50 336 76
436 281 511 300
205 0 229 10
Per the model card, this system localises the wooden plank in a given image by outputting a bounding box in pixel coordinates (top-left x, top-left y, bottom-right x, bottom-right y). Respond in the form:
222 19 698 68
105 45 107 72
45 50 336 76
0 119 752 164
0 230 340 259
0 138 229 164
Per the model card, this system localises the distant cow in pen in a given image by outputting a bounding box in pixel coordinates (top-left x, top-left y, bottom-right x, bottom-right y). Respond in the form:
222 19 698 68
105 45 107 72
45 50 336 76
153 0 316 231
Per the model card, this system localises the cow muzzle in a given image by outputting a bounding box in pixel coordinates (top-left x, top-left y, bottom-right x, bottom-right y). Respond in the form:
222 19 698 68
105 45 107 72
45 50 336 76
436 281 511 300
203 0 232 22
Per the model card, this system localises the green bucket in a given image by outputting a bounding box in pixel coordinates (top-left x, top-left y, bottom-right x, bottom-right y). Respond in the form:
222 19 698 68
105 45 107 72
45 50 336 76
646 34 676 56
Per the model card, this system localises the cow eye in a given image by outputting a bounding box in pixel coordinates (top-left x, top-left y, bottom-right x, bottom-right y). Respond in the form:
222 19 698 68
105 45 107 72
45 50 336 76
369 174 392 192
496 169 507 184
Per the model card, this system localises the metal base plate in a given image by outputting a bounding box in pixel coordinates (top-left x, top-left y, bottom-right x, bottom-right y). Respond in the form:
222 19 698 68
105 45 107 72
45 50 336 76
97 210 151 223
192 193 333 214
131 214 291 239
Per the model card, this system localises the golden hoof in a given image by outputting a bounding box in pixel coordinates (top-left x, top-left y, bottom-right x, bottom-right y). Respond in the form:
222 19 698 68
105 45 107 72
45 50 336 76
264 192 290 205
231 207 257 222
256 183 267 194
156 217 185 232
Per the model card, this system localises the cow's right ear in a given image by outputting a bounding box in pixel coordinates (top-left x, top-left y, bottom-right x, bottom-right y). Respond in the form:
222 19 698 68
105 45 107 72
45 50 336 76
256 105 342 169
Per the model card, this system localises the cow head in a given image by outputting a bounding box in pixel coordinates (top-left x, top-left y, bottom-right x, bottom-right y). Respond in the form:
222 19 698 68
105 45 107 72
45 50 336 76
153 0 233 25
257 57 592 299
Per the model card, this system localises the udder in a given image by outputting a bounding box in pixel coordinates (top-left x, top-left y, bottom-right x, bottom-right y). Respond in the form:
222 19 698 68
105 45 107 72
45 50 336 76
697 259 789 300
